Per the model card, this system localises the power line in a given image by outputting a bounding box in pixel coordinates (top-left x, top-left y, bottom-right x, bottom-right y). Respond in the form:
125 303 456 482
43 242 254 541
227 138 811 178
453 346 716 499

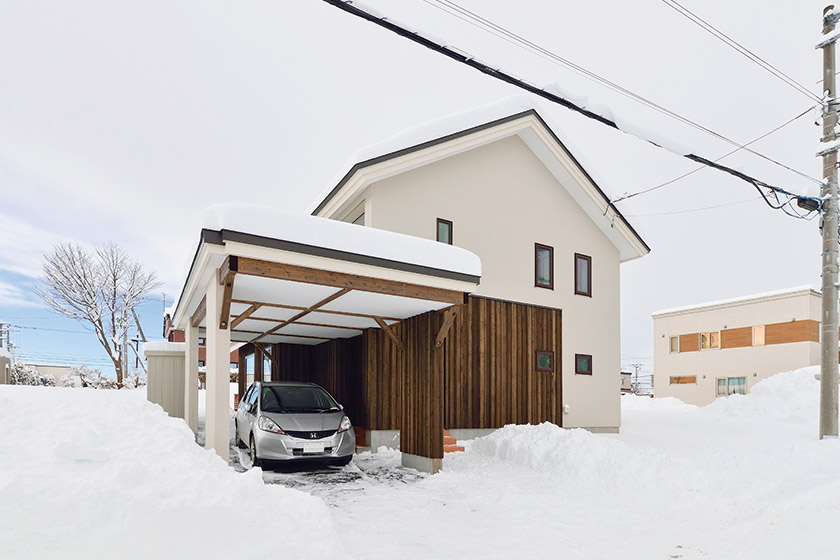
625 196 760 217
613 106 815 203
421 0 822 185
323 0 822 219
660 0 824 105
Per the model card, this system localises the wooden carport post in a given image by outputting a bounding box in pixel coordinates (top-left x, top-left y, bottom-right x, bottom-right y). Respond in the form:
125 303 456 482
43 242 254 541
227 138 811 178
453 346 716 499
400 312 444 474
183 321 200 433
205 258 234 461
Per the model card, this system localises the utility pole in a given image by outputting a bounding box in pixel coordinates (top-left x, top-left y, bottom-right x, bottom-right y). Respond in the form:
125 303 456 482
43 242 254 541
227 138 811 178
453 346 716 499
819 5 840 439
630 363 643 395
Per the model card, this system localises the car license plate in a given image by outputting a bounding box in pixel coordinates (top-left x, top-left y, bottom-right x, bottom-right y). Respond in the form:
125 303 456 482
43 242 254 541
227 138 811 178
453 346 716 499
303 442 325 453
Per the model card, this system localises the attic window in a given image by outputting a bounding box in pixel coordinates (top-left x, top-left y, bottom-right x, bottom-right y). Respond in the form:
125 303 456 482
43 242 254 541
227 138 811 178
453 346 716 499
574 254 592 297
437 218 453 244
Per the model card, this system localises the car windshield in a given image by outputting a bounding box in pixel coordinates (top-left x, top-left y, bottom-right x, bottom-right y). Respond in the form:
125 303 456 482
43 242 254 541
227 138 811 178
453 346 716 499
260 385 339 413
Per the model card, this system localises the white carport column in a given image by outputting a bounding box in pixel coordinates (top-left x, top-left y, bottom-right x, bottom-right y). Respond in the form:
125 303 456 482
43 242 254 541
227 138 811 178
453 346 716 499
204 274 231 461
183 323 199 433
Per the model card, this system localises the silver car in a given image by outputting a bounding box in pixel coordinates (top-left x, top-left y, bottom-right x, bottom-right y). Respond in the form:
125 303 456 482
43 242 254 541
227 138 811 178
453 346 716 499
235 381 355 468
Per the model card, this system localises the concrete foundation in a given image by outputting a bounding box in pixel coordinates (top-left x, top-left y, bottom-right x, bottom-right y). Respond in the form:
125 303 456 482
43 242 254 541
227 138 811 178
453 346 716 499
401 452 442 474
581 426 620 434
368 429 400 450
448 428 495 440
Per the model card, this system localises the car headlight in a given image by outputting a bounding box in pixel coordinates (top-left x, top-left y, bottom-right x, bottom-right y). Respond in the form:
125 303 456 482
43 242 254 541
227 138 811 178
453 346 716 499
338 415 352 433
258 416 284 434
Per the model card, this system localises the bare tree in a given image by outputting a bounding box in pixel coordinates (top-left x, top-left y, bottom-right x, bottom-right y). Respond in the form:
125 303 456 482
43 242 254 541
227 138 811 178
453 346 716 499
35 243 161 388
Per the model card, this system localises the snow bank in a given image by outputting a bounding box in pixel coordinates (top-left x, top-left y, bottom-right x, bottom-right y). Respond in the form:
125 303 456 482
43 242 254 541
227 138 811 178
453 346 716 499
199 203 481 278
0 385 338 559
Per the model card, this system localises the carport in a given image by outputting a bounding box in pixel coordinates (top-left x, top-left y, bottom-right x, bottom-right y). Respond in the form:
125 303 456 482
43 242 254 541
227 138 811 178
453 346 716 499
169 207 481 473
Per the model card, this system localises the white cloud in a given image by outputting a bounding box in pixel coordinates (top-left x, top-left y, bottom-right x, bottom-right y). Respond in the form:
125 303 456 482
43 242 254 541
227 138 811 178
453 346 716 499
0 279 42 308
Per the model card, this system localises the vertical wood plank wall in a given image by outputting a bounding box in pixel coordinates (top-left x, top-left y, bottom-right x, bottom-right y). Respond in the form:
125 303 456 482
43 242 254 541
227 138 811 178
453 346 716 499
240 295 563 452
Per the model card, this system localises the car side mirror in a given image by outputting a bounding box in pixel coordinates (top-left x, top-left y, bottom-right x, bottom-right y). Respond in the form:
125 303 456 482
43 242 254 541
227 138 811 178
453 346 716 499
338 404 344 411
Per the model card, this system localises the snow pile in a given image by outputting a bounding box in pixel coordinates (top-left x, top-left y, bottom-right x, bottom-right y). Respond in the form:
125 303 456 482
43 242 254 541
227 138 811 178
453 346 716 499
0 385 338 559
705 366 819 425
199 203 481 278
143 341 185 353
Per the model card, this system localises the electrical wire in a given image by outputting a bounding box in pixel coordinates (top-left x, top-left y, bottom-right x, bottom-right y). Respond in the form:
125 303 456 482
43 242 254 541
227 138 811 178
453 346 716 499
624 196 761 217
421 0 822 185
660 0 824 105
324 0 822 220
613 106 815 203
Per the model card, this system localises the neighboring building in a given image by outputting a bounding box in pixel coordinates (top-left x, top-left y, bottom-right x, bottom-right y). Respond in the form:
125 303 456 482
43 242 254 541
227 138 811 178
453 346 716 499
0 348 10 385
164 310 240 387
620 371 632 394
652 286 821 406
26 363 75 383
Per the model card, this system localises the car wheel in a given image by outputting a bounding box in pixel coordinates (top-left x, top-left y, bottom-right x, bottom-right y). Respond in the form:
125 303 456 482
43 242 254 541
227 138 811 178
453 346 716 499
234 421 246 448
249 434 261 468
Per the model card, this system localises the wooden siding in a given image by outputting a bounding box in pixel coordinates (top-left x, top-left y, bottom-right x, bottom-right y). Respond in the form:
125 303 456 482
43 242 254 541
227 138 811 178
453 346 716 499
669 376 696 384
765 320 819 345
363 326 402 430
443 297 563 429
721 327 752 349
679 333 699 352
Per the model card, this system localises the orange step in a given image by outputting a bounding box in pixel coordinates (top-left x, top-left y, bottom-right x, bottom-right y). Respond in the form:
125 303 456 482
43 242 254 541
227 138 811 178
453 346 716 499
444 444 465 453
443 435 457 446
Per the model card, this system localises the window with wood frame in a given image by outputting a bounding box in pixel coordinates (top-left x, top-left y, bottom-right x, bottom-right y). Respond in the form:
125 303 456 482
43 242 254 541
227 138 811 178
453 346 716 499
700 331 720 350
717 377 746 395
575 353 593 375
752 325 765 346
574 253 592 296
437 218 453 244
535 243 554 289
669 336 679 353
670 376 697 384
535 350 554 372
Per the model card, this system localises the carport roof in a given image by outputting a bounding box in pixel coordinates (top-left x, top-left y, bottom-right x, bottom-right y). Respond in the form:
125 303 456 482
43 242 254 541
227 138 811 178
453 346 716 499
171 205 481 346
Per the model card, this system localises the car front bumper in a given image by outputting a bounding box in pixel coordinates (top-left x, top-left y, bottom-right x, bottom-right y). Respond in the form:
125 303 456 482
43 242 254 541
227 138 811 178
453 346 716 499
254 428 355 462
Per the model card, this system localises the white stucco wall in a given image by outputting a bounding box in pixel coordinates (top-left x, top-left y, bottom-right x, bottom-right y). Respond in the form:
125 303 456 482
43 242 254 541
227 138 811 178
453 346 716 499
358 135 622 430
653 289 821 406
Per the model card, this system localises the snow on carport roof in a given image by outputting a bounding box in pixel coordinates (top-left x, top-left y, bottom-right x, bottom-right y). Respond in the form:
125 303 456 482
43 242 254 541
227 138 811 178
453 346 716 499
200 203 481 279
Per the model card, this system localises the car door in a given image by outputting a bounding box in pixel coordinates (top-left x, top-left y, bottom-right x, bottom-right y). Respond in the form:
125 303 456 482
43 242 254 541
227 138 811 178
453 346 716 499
242 383 260 436
237 384 256 442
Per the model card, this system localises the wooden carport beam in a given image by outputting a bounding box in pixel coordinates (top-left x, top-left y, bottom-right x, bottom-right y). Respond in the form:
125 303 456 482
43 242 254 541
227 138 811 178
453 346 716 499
230 303 262 330
435 306 459 348
191 295 206 328
251 288 352 343
218 256 238 330
374 317 403 350
253 342 278 369
236 257 465 305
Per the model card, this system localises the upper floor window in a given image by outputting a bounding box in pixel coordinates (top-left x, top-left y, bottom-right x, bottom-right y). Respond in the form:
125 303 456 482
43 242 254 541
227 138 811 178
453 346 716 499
575 253 592 296
437 218 453 244
669 336 679 353
575 353 593 375
700 331 720 350
352 213 365 226
752 325 765 346
535 243 554 289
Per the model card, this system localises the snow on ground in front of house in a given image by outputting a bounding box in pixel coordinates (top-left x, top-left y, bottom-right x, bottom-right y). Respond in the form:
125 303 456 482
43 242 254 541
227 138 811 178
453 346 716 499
0 385 338 559
3 367 840 559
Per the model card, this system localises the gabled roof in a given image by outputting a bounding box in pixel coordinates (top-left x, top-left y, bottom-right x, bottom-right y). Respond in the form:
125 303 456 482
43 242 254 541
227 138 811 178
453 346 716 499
309 98 650 262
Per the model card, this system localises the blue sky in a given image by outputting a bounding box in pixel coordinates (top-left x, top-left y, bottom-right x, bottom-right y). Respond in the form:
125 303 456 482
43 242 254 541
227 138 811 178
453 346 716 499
0 0 831 379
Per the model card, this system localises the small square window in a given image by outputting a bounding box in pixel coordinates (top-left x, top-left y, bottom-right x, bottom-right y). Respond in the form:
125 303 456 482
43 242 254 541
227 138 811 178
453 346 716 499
437 218 453 244
198 360 205 367
535 350 554 372
574 253 592 296
535 243 554 289
575 354 593 375
669 336 679 353
198 337 206 346
700 331 719 350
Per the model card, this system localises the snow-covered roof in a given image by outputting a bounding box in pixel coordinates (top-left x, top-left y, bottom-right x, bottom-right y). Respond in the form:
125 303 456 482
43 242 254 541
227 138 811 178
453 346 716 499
307 95 649 262
652 286 821 318
200 203 481 279
143 341 185 354
0 348 11 360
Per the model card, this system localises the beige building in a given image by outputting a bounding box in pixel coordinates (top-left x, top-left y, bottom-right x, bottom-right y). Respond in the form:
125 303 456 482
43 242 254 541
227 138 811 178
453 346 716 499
652 286 821 406
311 107 650 431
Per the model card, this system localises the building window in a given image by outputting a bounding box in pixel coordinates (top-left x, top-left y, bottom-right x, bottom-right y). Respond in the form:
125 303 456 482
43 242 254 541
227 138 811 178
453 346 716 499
670 376 697 384
717 377 746 396
700 331 720 350
669 336 679 353
198 360 205 367
535 243 554 289
535 350 554 372
575 354 593 375
574 253 592 296
198 337 206 346
752 325 765 346
352 213 365 226
437 218 453 244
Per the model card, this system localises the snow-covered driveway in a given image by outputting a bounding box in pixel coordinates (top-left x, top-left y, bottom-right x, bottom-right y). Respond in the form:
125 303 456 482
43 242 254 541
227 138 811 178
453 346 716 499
2 367 839 559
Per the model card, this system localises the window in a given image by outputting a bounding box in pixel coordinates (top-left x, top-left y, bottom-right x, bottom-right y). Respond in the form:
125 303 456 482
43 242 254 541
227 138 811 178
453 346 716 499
535 243 554 289
700 331 720 350
535 350 554 372
575 354 593 375
670 376 697 384
437 218 453 245
198 337 206 346
574 253 592 296
752 325 765 346
717 377 746 396
669 336 679 353
198 360 205 367
352 213 365 226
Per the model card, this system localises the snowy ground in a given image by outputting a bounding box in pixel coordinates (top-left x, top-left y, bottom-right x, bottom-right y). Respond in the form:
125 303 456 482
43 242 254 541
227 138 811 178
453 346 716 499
2 367 839 559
